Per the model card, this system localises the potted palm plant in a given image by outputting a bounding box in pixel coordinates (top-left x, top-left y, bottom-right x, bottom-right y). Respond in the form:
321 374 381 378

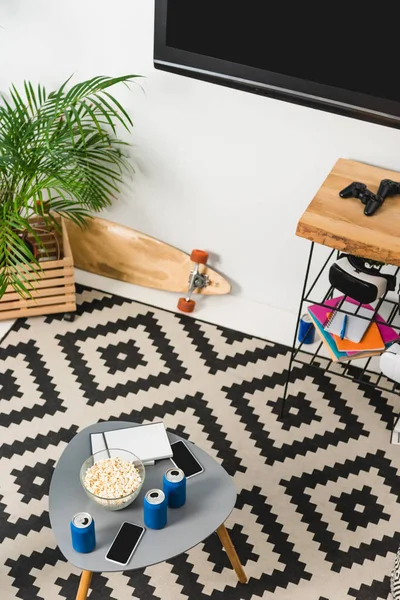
0 74 137 319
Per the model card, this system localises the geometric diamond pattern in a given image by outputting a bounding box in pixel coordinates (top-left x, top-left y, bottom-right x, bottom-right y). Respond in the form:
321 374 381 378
202 524 258 574
281 451 400 574
0 283 399 600
57 312 190 405
98 339 147 375
0 368 21 401
11 459 55 504
330 485 391 532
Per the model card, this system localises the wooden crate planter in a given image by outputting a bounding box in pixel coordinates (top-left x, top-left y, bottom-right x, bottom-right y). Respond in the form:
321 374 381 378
0 216 76 320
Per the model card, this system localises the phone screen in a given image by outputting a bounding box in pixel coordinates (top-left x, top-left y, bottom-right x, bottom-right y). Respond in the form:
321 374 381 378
106 522 145 565
171 440 203 478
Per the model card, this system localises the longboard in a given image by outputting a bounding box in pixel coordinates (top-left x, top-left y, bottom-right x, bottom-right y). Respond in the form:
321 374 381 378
65 217 231 311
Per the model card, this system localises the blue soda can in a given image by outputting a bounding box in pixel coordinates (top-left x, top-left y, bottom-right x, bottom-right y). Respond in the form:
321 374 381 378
298 314 315 345
143 489 168 529
163 468 186 509
70 512 96 553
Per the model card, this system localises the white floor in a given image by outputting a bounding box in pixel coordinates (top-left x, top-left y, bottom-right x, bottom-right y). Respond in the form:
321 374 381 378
0 317 15 342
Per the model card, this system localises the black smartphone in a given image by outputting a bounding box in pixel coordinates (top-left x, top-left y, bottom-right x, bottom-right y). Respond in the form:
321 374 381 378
170 440 204 479
105 522 145 566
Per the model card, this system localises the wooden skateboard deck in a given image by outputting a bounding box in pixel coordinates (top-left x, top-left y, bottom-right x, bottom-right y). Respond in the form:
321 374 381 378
65 217 231 295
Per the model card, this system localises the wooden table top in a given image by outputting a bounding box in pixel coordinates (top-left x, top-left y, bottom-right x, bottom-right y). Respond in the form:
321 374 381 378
296 158 400 266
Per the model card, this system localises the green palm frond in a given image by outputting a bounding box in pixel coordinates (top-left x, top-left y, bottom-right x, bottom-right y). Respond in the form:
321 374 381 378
0 74 139 297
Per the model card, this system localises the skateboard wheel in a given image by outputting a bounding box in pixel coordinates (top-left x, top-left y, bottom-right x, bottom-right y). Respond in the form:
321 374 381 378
190 249 208 264
178 298 196 313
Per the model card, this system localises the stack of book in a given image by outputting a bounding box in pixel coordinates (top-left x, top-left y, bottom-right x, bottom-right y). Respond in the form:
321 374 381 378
307 296 399 361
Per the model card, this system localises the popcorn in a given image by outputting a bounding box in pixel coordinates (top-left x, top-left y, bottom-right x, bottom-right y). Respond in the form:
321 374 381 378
84 456 142 500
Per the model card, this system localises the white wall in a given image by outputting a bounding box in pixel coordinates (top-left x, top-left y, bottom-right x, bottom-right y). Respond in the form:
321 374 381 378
1 0 400 344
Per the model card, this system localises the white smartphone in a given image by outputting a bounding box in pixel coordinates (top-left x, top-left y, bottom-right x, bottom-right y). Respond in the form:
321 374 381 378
105 522 145 566
170 440 204 479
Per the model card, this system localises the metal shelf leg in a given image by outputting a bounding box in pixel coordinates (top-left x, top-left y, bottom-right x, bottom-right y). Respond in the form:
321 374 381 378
279 242 315 419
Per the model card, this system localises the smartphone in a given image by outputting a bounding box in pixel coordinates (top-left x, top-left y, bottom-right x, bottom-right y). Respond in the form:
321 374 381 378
170 440 204 479
105 522 145 566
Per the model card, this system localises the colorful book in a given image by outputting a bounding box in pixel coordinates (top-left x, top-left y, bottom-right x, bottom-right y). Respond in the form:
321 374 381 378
308 296 399 346
308 312 385 362
307 296 398 362
333 322 384 352
307 312 351 361
324 300 372 343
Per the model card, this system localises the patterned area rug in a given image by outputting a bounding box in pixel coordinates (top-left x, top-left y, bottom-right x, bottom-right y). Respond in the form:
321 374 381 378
1 284 400 600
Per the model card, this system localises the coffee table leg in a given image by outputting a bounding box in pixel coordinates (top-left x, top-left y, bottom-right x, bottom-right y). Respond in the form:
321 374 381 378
76 570 93 600
216 523 248 584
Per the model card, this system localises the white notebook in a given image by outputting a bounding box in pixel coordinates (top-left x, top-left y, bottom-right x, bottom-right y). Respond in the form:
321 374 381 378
98 422 172 464
90 433 155 466
324 301 372 343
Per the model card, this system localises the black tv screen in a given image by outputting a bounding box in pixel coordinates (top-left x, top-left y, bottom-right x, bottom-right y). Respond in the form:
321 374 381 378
154 1 400 129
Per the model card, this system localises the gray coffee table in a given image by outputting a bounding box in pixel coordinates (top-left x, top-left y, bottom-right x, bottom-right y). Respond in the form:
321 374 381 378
49 421 247 600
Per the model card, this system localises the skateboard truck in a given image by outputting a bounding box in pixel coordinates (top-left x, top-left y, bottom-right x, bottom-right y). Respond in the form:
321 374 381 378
178 249 210 313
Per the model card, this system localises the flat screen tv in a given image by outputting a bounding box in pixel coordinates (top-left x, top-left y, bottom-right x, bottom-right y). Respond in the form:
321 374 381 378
154 1 400 129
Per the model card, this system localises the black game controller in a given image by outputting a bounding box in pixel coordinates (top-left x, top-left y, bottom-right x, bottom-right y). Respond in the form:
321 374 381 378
339 182 367 199
339 178 400 216
363 178 400 216
339 181 378 215
377 178 400 200
358 189 375 206
364 193 383 216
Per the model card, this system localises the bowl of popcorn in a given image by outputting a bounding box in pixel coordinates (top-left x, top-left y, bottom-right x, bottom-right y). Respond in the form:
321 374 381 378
80 449 145 511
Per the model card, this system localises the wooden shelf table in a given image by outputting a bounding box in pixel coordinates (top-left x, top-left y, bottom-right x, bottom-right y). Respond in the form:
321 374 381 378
281 158 400 417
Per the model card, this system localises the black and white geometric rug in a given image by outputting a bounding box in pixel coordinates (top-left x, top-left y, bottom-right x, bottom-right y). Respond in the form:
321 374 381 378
1 284 400 600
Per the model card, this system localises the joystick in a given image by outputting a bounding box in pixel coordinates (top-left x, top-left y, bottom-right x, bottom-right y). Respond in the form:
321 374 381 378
363 178 400 216
364 194 384 216
339 182 367 199
358 188 375 206
339 178 400 216
377 179 400 200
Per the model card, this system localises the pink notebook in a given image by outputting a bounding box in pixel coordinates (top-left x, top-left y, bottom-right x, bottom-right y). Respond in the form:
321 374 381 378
308 296 399 347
